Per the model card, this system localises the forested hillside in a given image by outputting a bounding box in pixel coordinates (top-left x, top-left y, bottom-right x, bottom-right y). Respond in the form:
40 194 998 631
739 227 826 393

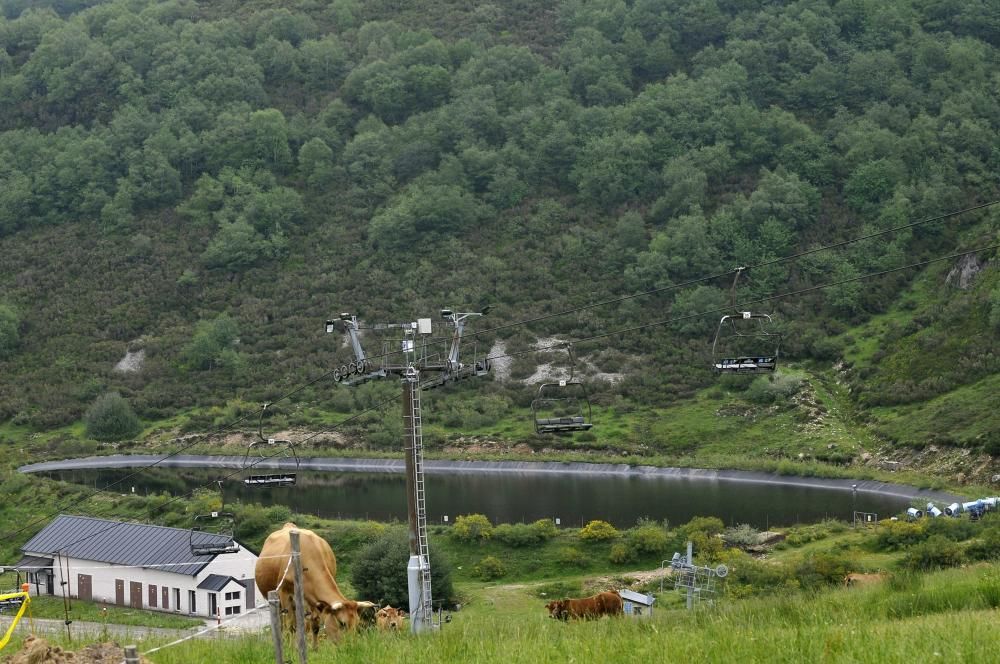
0 0 998 463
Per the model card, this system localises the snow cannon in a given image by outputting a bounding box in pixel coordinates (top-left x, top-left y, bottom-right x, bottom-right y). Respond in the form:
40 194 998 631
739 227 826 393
906 507 923 520
964 500 986 520
926 503 942 518
981 497 998 511
944 502 961 516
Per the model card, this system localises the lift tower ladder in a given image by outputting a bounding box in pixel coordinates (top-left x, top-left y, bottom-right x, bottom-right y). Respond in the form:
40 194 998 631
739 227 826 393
403 366 433 626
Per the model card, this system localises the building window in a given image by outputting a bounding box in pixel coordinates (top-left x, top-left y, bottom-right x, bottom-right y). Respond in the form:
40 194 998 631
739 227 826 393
188 590 196 613
225 591 241 601
225 606 241 616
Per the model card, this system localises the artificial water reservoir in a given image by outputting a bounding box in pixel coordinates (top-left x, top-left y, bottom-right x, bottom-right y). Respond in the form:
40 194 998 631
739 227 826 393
26 456 956 529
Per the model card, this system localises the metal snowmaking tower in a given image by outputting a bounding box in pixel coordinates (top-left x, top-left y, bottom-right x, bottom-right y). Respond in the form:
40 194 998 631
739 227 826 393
325 308 491 633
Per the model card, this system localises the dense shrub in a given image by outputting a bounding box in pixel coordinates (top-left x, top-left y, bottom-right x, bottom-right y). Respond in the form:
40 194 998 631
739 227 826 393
609 542 637 564
679 516 725 537
474 556 507 580
723 524 761 549
901 535 964 570
493 519 558 548
579 520 620 541
493 523 540 547
84 392 141 441
451 514 494 542
624 520 670 555
872 521 928 551
556 547 589 568
746 374 804 404
351 530 454 607
795 551 852 589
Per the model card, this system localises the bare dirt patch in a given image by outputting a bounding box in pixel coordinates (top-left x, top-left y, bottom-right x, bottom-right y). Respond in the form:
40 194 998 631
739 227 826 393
3 636 152 664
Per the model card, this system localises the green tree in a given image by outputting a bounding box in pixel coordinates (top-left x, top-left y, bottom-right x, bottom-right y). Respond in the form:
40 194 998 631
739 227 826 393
85 392 141 441
351 529 454 607
183 314 240 371
571 130 657 209
297 137 335 190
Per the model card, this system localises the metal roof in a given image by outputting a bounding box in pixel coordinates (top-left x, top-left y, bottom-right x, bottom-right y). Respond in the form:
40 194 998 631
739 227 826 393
20 515 235 576
197 574 241 592
12 555 54 571
618 589 655 606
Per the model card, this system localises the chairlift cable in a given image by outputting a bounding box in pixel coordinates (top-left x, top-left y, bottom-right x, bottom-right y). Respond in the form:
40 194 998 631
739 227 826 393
470 199 1000 337
482 242 1000 362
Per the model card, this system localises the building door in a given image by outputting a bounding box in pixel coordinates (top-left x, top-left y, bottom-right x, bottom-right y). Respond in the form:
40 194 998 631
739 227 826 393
174 588 181 612
148 584 157 608
188 589 196 614
208 592 217 619
129 581 142 609
162 586 169 610
240 579 255 609
45 573 54 596
115 579 125 606
77 574 92 602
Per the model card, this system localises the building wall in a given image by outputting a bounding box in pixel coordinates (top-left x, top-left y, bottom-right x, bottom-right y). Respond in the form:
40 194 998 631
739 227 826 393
30 547 259 618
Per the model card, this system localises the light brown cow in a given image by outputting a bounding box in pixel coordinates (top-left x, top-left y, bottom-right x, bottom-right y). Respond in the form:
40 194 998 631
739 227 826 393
375 605 408 631
844 572 886 587
255 523 376 644
546 591 624 620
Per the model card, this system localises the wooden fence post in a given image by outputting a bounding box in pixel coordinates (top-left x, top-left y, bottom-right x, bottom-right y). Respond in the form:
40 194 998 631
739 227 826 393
124 645 139 664
290 529 308 664
268 590 285 664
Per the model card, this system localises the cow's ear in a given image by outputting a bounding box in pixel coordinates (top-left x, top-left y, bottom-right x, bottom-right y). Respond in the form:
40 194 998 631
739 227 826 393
329 601 345 612
315 601 329 612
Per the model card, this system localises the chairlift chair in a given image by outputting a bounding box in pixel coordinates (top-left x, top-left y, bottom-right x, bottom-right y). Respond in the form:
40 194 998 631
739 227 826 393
189 512 240 556
532 379 594 434
711 311 781 374
243 404 301 487
530 344 593 434
711 268 781 374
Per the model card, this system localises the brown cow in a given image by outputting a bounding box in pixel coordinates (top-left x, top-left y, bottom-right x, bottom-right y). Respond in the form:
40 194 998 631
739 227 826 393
375 605 408 631
546 591 623 620
844 572 886 587
255 523 376 644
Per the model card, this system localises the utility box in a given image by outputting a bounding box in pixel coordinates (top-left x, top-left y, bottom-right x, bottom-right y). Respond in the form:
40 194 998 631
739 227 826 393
417 318 432 334
618 589 655 617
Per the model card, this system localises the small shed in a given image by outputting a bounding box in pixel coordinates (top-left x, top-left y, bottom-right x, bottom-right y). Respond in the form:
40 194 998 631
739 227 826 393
618 589 655 617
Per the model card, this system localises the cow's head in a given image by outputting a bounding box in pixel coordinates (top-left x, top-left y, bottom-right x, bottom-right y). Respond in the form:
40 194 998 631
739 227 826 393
376 605 408 631
316 599 378 637
545 599 569 620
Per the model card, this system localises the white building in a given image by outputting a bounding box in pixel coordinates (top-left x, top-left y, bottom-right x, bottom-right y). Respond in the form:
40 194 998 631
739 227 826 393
13 514 259 619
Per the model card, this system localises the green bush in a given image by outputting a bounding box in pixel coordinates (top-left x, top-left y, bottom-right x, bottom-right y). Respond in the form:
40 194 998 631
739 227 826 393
451 514 494 542
723 524 761 549
795 551 852 589
624 520 669 555
474 556 507 581
872 520 928 551
901 535 964 571
351 530 454 607
494 523 544 547
609 542 637 564
534 580 581 599
84 392 142 441
579 520 620 541
529 519 559 541
746 374 804 404
556 547 589 568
